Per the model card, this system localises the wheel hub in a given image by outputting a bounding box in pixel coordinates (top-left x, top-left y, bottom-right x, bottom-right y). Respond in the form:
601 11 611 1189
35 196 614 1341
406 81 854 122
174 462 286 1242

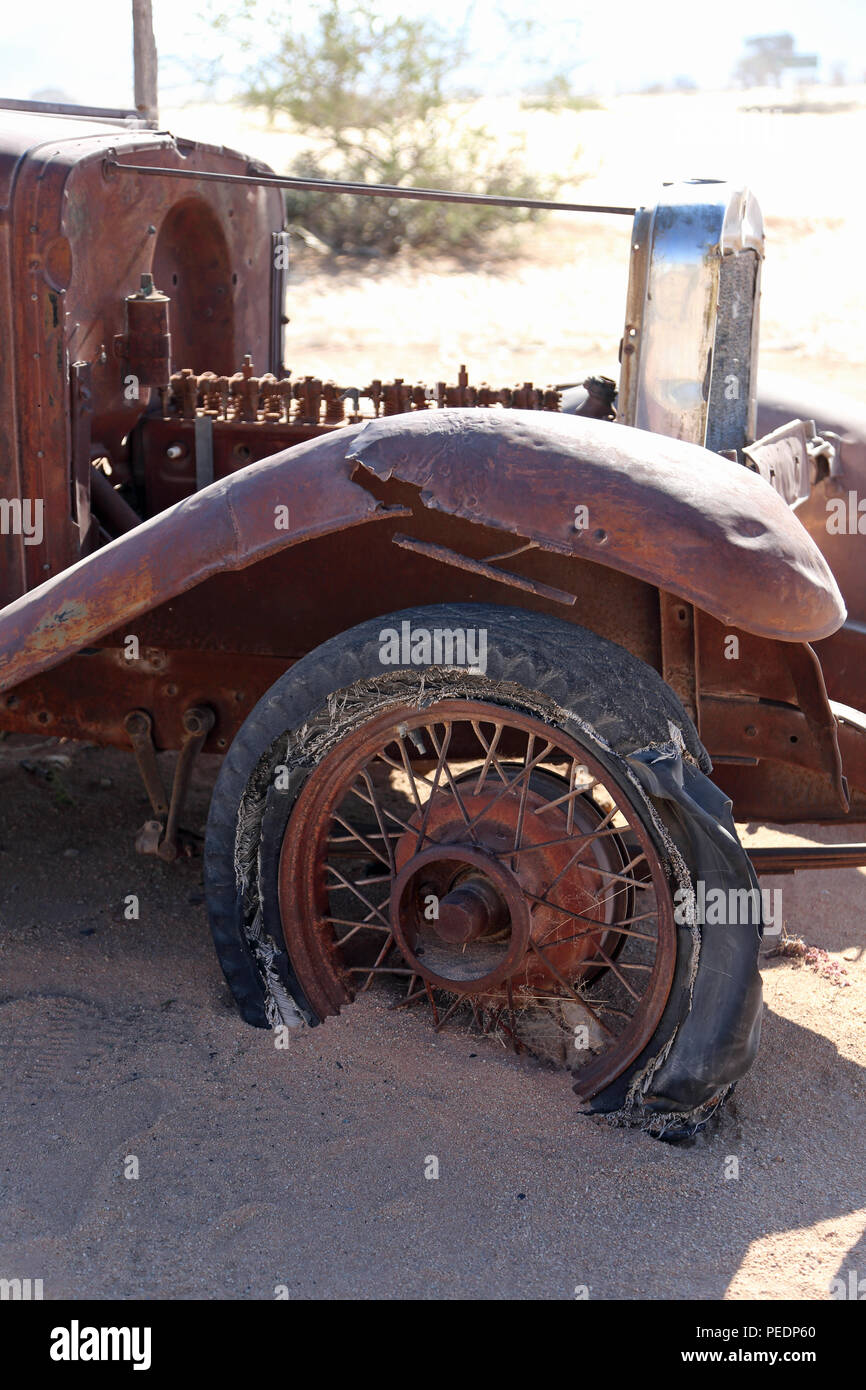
391 772 616 996
435 875 507 945
391 843 531 994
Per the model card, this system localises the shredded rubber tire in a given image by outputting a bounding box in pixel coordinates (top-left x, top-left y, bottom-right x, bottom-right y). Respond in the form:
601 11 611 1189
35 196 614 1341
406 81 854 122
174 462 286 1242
204 603 763 1135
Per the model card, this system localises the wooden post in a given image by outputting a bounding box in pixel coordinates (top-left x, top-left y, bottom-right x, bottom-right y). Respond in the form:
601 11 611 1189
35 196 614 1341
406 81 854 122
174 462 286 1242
132 0 159 125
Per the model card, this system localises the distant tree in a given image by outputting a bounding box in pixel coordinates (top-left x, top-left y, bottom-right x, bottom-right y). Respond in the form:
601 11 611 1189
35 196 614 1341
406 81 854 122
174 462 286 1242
210 1 568 256
734 33 818 87
521 70 599 112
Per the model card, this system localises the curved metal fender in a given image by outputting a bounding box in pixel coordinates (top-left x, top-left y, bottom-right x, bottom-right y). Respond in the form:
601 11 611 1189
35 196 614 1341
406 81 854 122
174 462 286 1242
0 409 846 695
348 409 845 641
0 425 373 694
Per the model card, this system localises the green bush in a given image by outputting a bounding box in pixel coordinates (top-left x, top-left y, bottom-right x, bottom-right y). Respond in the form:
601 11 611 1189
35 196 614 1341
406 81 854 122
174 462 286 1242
284 136 557 257
221 1 567 256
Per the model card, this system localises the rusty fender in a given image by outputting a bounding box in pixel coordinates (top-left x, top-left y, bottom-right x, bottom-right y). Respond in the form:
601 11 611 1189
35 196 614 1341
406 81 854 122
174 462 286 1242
346 409 844 635
0 410 846 697
0 424 372 694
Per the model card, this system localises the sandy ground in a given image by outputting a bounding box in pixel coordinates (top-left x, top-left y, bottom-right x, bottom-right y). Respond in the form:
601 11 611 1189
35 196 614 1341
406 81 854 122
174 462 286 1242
1 737 864 1300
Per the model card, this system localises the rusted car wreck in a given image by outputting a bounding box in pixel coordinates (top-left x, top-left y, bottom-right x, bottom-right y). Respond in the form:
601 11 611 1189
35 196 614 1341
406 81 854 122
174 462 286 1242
1 100 865 1135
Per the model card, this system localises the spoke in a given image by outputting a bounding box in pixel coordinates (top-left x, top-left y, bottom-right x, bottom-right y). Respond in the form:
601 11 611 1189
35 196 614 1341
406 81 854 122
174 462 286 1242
527 939 617 1037
433 994 464 1033
325 862 391 929
551 854 649 923
328 832 401 846
525 890 650 931
586 941 641 1001
360 768 397 876
347 964 415 976
500 808 623 909
536 861 651 919
517 988 633 1022
323 915 391 934
540 855 647 901
554 870 636 927
578 1001 632 1021
376 746 440 793
535 875 627 934
346 783 415 837
415 722 453 851
585 851 649 890
358 931 398 992
390 985 429 1011
343 782 449 853
391 733 426 817
424 981 440 1026
598 909 658 928
566 761 578 836
331 811 392 869
505 978 522 1053
511 732 535 870
533 779 601 817
332 921 391 946
540 921 658 948
427 722 480 845
491 824 623 860
464 740 555 833
470 720 509 791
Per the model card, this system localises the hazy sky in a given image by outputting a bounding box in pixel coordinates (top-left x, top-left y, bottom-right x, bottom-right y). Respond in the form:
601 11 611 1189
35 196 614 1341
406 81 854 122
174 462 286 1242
1 0 864 107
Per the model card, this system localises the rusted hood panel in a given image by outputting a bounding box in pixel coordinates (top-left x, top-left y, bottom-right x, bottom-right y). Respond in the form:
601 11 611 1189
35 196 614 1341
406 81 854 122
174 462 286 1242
348 410 845 641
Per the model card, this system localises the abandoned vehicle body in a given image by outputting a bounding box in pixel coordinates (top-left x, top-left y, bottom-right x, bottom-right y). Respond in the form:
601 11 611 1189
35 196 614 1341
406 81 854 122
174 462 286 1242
1 102 865 1135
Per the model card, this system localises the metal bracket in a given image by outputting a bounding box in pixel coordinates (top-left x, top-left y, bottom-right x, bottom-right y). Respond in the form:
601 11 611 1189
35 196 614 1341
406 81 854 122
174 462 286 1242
124 709 168 816
659 592 699 726
391 533 575 607
124 705 215 860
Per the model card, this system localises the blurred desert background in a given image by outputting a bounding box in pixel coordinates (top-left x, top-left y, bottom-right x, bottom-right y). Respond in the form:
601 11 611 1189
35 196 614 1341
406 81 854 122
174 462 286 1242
160 87 866 403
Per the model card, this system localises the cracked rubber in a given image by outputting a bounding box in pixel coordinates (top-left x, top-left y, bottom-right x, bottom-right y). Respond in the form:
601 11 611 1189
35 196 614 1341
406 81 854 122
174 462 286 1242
204 603 763 1133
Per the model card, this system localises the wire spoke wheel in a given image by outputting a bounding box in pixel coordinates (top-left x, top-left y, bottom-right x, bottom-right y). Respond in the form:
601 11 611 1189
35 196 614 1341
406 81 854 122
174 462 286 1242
207 605 764 1132
277 699 676 1098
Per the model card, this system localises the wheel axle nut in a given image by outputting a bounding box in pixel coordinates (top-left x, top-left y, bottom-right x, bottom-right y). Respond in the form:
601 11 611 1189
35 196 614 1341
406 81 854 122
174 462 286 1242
435 876 506 945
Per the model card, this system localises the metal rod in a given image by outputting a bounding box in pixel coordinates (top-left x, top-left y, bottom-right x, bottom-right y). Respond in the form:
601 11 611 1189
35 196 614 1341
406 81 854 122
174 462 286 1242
105 158 636 216
748 844 866 876
0 97 139 120
391 533 576 606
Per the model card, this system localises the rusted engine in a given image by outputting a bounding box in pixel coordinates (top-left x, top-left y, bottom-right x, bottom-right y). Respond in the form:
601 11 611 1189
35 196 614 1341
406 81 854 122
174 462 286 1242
132 358 614 515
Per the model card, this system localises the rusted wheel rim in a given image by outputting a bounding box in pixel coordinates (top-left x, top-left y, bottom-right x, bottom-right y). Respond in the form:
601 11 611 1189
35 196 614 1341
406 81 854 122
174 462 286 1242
277 700 676 1099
